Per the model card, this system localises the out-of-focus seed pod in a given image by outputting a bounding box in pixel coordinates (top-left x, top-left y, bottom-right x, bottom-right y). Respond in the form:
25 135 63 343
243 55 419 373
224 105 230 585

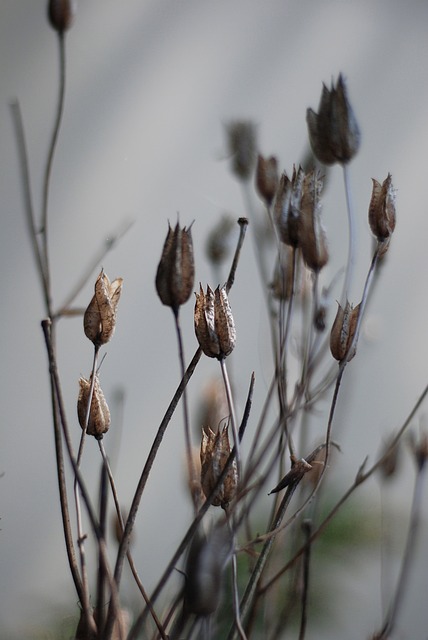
368 173 396 245
48 0 76 33
226 121 257 181
205 215 235 266
306 74 360 165
274 166 305 248
378 438 401 481
155 222 194 314
269 457 313 494
313 286 330 332
256 154 279 206
409 432 428 471
78 375 111 439
194 284 236 359
200 426 237 507
83 270 123 347
299 170 329 272
330 300 360 362
184 524 232 616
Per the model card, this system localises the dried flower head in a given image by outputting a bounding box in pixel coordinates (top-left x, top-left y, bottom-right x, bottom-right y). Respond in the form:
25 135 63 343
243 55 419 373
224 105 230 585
200 426 237 507
226 120 257 181
48 0 76 33
155 221 194 313
274 166 305 247
77 375 111 439
306 74 360 165
194 284 236 359
205 215 235 266
184 524 232 616
256 154 279 205
83 270 123 347
330 300 360 362
299 170 329 272
368 173 396 245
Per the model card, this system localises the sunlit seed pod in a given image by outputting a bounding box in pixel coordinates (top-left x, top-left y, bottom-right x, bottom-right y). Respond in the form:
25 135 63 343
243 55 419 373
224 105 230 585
77 375 110 439
306 73 360 165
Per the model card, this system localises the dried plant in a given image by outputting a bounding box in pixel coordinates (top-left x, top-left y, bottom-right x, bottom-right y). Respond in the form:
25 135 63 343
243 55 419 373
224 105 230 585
10 4 428 640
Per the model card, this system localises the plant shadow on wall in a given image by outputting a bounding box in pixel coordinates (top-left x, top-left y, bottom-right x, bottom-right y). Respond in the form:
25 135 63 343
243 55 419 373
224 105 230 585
10 2 428 639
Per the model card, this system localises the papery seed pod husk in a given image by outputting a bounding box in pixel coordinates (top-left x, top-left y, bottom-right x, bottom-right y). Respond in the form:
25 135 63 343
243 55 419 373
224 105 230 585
194 284 220 358
368 174 396 242
205 215 235 266
84 271 123 346
299 170 329 272
274 167 304 247
226 121 257 181
48 0 76 33
256 154 279 205
200 426 237 507
214 286 236 357
306 74 360 165
330 301 360 361
184 524 232 616
78 375 111 439
155 222 195 312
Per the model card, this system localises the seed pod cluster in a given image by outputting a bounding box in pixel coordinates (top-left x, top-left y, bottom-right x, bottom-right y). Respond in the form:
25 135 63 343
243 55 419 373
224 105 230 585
83 270 123 347
194 284 236 359
330 301 360 362
77 375 111 439
200 426 237 507
306 74 360 165
155 222 195 313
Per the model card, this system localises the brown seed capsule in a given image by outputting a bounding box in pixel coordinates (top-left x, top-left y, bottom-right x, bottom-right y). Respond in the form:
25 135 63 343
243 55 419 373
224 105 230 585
194 284 236 359
226 120 257 181
330 300 360 362
77 375 111 439
205 215 235 266
306 74 360 165
256 154 279 205
200 426 238 507
299 170 329 272
184 524 232 616
84 271 123 347
368 173 396 243
47 0 76 33
274 166 305 247
155 222 195 313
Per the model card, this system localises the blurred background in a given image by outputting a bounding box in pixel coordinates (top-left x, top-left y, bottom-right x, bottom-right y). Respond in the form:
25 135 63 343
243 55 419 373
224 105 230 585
1 1 428 638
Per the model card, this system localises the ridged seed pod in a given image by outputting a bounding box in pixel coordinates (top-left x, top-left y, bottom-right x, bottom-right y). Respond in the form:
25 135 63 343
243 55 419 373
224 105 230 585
330 300 360 362
155 222 194 314
77 375 111 439
200 426 237 507
306 74 360 165
299 170 329 272
274 166 305 248
194 285 236 359
83 271 123 347
368 173 396 244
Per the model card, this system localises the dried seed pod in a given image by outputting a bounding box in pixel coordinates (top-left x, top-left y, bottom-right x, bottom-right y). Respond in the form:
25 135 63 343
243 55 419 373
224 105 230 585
155 222 195 313
378 438 401 481
184 524 232 616
48 0 76 33
409 432 428 471
306 74 360 165
205 215 235 266
77 375 111 439
269 457 313 494
226 120 257 181
194 284 236 359
299 170 329 272
200 426 237 507
83 270 123 347
256 154 279 205
330 300 360 362
368 173 396 243
274 166 305 248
